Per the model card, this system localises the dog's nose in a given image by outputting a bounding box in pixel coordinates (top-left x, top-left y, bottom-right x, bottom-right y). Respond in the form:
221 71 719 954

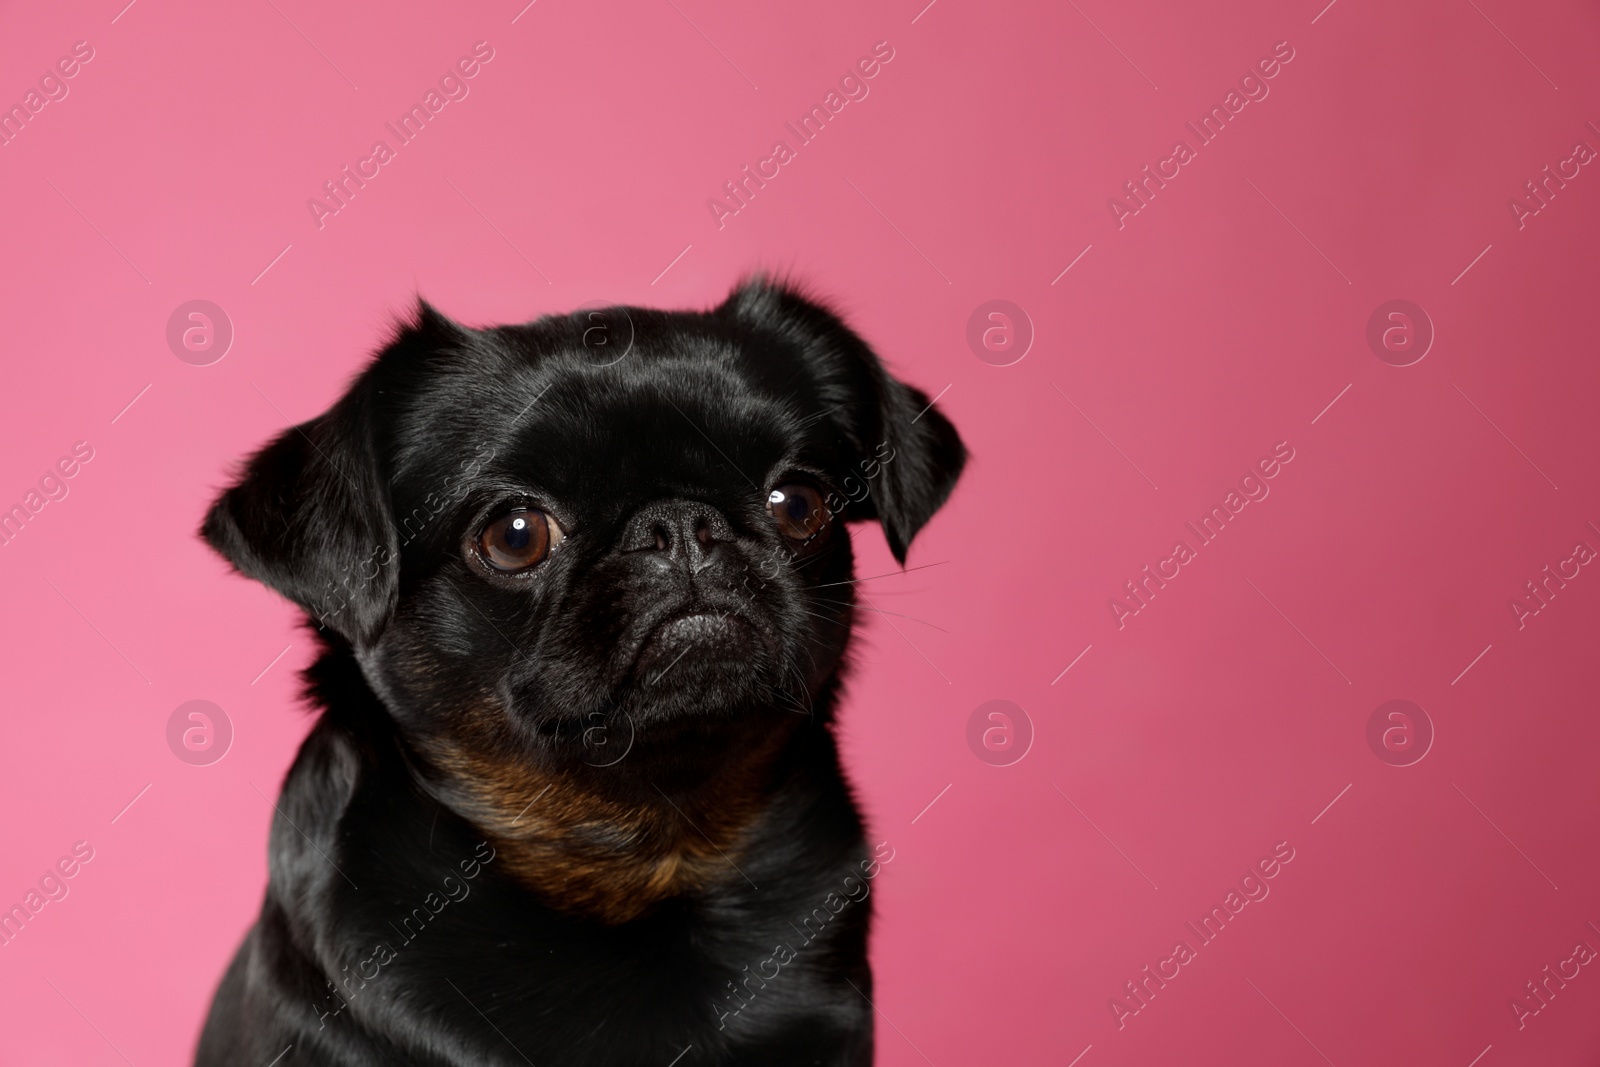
621 500 735 569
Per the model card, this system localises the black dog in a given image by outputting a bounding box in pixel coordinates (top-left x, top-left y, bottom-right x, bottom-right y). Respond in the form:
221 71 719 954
194 277 964 1065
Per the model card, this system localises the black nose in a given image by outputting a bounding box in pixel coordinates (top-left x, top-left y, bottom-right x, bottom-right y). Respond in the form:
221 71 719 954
621 500 735 569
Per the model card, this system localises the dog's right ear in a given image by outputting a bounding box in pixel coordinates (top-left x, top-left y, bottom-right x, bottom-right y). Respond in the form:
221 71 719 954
201 380 398 647
202 301 476 644
714 276 966 563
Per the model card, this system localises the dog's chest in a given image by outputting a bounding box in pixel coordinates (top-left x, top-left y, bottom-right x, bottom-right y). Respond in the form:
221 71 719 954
358 873 871 1063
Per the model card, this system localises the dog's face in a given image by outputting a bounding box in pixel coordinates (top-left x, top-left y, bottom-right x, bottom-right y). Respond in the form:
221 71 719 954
203 278 963 806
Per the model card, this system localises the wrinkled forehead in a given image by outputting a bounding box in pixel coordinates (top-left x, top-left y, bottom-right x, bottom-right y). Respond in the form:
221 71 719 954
387 325 838 505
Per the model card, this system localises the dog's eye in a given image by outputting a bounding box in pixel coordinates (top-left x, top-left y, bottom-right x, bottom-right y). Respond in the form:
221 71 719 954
766 483 829 542
477 509 563 571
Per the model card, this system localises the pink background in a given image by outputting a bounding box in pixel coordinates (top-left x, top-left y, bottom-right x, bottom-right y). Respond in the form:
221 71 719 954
3 0 1599 1063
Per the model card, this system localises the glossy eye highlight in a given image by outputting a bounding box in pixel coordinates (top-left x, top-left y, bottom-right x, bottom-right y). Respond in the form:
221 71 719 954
766 483 829 543
476 509 563 572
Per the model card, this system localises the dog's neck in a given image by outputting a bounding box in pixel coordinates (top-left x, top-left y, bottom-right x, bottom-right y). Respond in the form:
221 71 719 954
336 634 824 923
412 713 801 924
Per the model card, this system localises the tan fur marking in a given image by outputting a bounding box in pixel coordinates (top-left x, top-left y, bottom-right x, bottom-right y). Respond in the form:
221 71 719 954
424 731 778 924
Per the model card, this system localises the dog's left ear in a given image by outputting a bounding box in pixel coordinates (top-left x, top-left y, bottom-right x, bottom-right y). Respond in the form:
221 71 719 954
715 276 967 562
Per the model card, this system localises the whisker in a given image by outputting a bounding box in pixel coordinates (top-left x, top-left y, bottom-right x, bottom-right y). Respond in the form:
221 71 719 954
855 606 948 632
770 683 813 718
765 663 815 718
790 661 819 717
794 406 839 429
806 595 947 633
813 560 949 590
796 606 847 629
792 542 841 571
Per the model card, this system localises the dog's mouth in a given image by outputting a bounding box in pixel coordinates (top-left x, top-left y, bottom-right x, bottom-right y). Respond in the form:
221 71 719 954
634 610 762 683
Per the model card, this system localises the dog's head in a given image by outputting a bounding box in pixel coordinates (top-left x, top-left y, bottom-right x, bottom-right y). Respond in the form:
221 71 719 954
203 278 963 803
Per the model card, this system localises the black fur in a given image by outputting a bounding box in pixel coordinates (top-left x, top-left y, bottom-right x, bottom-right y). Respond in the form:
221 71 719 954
194 278 965 1065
